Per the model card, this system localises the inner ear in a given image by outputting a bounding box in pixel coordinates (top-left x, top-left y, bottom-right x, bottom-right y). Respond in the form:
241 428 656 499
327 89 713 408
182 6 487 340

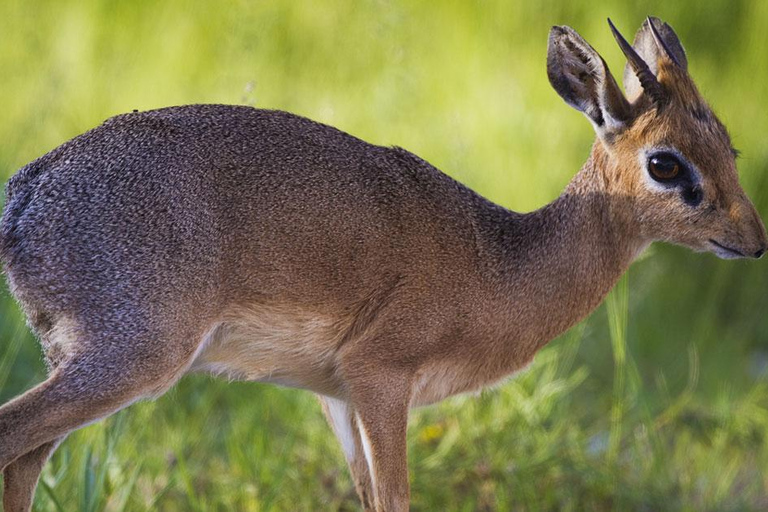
547 25 631 138
623 17 688 101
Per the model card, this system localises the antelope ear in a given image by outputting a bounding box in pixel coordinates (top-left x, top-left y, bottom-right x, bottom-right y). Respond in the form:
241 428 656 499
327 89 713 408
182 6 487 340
623 16 688 101
547 25 631 141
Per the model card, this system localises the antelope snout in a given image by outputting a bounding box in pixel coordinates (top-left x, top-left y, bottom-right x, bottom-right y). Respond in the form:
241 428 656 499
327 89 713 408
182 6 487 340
751 229 768 259
708 200 767 259
731 200 768 259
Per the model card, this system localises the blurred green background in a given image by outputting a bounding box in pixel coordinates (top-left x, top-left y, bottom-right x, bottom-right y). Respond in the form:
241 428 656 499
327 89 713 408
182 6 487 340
1 0 768 510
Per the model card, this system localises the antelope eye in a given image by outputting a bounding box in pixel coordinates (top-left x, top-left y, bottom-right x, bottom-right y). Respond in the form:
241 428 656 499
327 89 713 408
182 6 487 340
648 154 681 181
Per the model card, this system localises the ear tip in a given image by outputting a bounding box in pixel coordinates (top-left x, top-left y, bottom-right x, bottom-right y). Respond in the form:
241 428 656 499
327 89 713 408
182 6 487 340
644 15 672 32
548 25 577 44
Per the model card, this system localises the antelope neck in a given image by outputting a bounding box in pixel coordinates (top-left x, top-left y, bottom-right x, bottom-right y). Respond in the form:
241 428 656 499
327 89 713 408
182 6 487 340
474 145 642 357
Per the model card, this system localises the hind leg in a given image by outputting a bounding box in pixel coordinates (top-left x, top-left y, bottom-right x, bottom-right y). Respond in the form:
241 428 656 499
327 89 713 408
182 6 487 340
2 437 63 512
0 316 210 500
0 355 173 471
0 347 202 471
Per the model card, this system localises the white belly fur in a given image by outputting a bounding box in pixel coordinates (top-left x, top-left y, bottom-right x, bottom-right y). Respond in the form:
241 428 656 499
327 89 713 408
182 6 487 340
190 303 531 406
189 304 347 397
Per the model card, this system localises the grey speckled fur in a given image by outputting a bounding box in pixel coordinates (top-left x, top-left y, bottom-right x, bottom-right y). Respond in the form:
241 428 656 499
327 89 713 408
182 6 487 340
1 105 491 365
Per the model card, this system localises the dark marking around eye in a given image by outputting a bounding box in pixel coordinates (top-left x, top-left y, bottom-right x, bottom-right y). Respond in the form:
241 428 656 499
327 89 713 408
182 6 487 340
647 151 704 208
682 184 703 206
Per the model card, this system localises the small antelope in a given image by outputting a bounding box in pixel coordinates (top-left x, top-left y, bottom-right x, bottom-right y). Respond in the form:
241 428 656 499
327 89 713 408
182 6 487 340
0 16 765 512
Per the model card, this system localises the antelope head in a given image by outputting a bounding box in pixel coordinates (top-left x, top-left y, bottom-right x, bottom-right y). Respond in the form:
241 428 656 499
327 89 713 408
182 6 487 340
547 17 767 259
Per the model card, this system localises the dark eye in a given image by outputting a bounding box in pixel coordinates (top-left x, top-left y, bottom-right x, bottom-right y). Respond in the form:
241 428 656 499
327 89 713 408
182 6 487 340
648 154 681 181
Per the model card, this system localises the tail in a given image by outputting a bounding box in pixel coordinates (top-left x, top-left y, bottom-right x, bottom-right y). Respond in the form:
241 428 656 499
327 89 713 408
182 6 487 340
0 181 28 268
1 152 59 268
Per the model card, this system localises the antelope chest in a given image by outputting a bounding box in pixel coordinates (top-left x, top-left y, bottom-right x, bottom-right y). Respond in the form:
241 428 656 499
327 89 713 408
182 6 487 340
411 357 531 407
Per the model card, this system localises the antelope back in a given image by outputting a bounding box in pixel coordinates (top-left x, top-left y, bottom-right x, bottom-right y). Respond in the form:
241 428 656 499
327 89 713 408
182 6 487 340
0 107 482 342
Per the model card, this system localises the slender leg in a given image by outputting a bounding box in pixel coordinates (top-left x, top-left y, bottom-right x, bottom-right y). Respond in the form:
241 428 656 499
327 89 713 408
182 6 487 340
2 437 64 512
348 374 412 512
0 361 150 471
318 396 375 510
0 323 207 487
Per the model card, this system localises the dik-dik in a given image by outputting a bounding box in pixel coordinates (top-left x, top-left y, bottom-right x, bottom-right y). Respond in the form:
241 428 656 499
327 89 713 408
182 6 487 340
0 16 766 512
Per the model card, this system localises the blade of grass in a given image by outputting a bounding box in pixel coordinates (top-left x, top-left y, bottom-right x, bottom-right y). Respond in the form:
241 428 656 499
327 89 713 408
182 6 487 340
606 272 629 466
39 478 67 512
81 446 95 512
112 462 143 512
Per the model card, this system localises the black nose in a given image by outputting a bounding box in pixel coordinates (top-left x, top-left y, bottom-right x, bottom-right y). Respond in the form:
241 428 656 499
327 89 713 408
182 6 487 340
755 247 766 259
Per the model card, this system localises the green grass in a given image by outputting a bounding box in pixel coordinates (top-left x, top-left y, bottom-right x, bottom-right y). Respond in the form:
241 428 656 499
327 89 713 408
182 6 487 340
1 1 768 510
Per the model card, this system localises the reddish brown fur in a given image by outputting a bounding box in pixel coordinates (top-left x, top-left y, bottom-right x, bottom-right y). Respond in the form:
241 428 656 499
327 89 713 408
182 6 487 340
606 60 765 255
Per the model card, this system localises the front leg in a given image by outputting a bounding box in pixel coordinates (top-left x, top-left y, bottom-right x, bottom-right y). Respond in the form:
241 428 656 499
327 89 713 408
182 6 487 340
318 396 375 510
347 372 412 512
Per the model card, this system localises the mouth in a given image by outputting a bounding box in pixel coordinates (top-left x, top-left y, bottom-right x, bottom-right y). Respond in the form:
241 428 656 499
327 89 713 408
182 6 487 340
708 239 745 259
